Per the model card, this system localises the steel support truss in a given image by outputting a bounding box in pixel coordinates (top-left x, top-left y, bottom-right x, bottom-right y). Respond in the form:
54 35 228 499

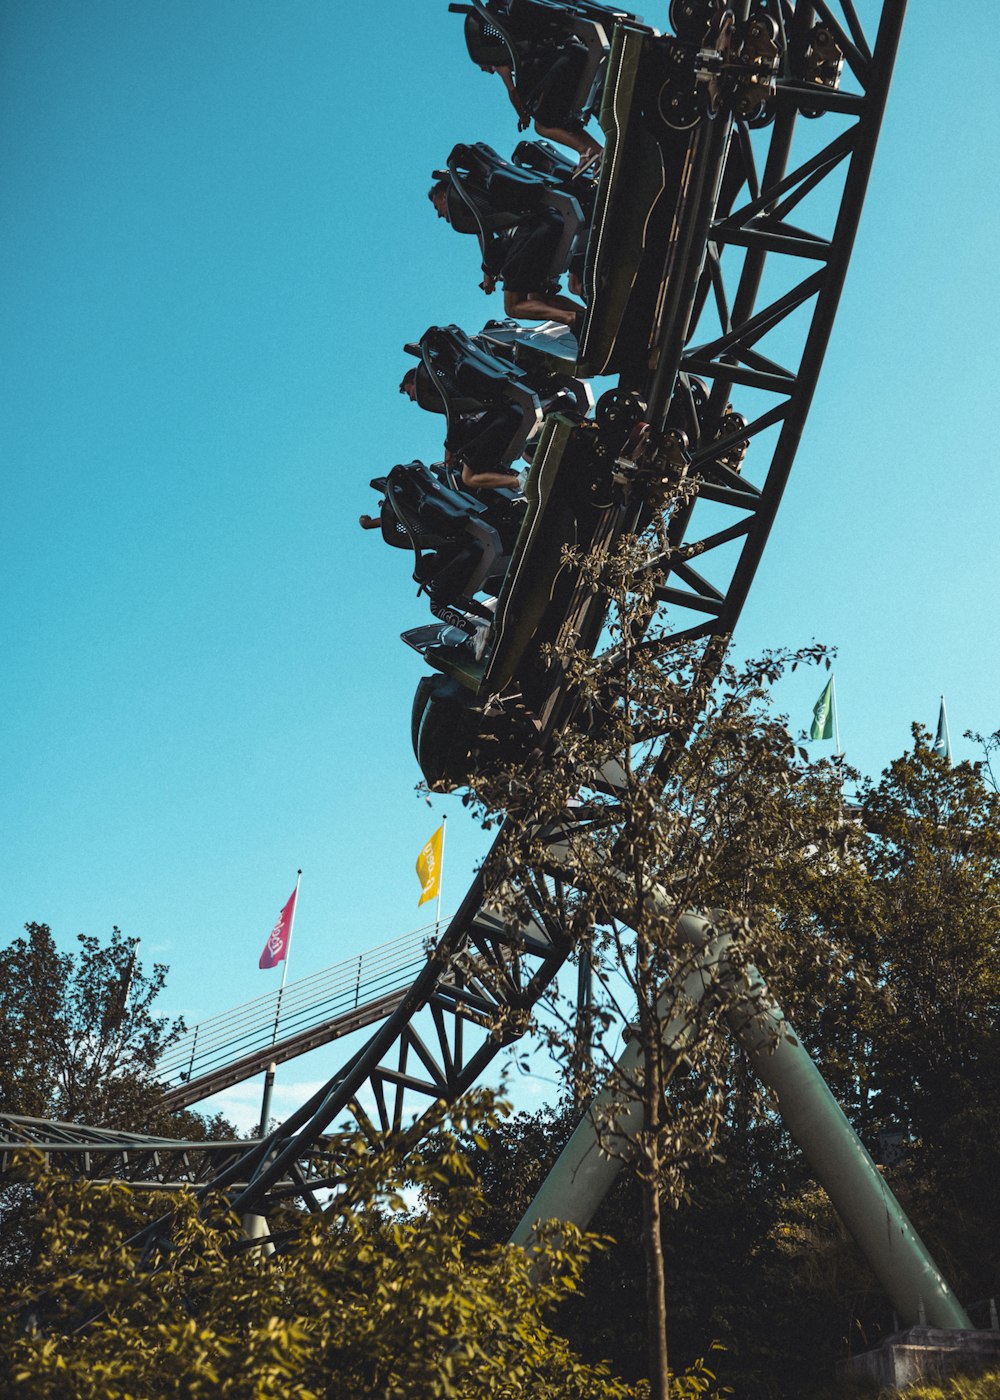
640 0 904 664
0 1115 341 1206
40 1 907 1299
184 0 904 1229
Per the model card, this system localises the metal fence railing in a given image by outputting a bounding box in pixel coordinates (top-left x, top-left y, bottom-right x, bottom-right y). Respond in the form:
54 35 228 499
159 919 447 1093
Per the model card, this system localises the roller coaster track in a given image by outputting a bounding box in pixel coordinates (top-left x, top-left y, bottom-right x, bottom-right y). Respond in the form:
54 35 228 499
0 1116 261 1193
182 0 905 1234
0 1116 352 1209
25 0 905 1264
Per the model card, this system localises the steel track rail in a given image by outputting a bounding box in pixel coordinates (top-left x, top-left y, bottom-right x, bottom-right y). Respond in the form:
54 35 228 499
644 0 905 680
0 1115 257 1191
86 0 904 1254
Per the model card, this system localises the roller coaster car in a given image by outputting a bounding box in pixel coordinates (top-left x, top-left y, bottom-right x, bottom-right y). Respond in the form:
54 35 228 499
412 674 545 792
576 14 778 380
511 138 598 222
443 142 588 287
377 461 524 614
407 364 729 792
406 322 592 466
444 26 770 388
409 414 641 790
451 0 645 130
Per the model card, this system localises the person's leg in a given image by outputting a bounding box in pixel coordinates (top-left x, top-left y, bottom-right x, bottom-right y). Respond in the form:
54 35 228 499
548 291 586 316
531 50 602 161
427 541 482 602
502 288 583 326
461 406 521 475
533 120 601 161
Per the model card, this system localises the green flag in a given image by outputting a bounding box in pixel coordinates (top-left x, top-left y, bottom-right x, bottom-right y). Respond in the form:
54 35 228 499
810 678 834 740
932 697 952 764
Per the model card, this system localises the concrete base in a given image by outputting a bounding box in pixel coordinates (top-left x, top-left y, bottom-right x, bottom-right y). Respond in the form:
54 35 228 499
838 1328 1000 1390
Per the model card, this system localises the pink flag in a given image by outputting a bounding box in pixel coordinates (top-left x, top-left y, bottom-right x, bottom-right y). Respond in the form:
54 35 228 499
259 886 298 970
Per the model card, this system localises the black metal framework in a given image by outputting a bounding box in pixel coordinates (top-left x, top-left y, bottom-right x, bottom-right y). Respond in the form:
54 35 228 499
646 1 904 656
142 871 576 1227
48 0 905 1251
196 0 904 1228
1 1116 257 1193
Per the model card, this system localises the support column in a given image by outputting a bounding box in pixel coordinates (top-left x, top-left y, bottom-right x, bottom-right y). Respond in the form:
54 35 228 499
512 911 971 1332
242 1061 278 1253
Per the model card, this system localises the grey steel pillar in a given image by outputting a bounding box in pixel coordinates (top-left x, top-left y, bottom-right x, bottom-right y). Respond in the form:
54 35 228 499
258 1060 277 1138
242 1061 279 1253
512 911 971 1332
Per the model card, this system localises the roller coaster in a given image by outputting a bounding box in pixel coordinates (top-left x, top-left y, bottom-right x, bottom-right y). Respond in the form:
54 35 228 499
10 0 983 1353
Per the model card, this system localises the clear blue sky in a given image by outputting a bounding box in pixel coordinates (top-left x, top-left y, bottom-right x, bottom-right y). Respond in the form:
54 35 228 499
3 3 998 1128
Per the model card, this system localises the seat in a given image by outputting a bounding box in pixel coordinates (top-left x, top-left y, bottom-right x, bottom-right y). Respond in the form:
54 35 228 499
406 324 544 469
382 461 515 604
406 322 593 463
452 0 645 128
443 142 586 285
512 139 597 219
477 317 583 379
475 318 592 418
511 139 598 280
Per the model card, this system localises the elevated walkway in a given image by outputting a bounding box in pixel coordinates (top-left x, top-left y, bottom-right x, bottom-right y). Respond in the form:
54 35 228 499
159 920 446 1109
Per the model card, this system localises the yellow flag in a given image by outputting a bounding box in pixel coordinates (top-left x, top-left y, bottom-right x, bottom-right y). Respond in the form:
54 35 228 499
416 825 444 907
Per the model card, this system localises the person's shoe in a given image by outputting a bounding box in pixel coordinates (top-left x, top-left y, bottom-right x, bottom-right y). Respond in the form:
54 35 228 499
572 149 602 179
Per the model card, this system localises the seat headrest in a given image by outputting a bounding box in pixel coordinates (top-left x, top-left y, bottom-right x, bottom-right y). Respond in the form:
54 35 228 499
464 11 511 67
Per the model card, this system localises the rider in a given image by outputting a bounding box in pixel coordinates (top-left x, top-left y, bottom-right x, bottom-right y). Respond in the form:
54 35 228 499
400 368 527 494
359 458 512 660
483 55 601 166
428 179 584 330
464 10 602 166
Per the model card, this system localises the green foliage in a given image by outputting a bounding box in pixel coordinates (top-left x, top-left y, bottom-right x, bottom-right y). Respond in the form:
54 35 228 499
882 1374 1000 1399
0 1094 654 1399
464 566 855 1398
0 922 184 1130
0 922 237 1292
857 729 1000 1148
0 1093 741 1397
455 720 1000 1397
4 593 997 1395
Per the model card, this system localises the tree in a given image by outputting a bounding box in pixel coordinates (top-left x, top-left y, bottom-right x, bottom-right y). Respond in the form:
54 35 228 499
0 923 186 1130
0 923 236 1291
462 531 857 1400
0 1094 673 1400
848 734 1000 1317
455 721 1000 1397
857 730 1000 1151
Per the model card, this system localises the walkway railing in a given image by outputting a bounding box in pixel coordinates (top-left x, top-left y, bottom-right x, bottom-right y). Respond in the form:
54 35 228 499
159 919 446 1109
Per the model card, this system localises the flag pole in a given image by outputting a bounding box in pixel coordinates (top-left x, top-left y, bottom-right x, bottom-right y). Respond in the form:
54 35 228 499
831 674 845 804
260 870 301 1137
272 869 302 1046
436 817 447 941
